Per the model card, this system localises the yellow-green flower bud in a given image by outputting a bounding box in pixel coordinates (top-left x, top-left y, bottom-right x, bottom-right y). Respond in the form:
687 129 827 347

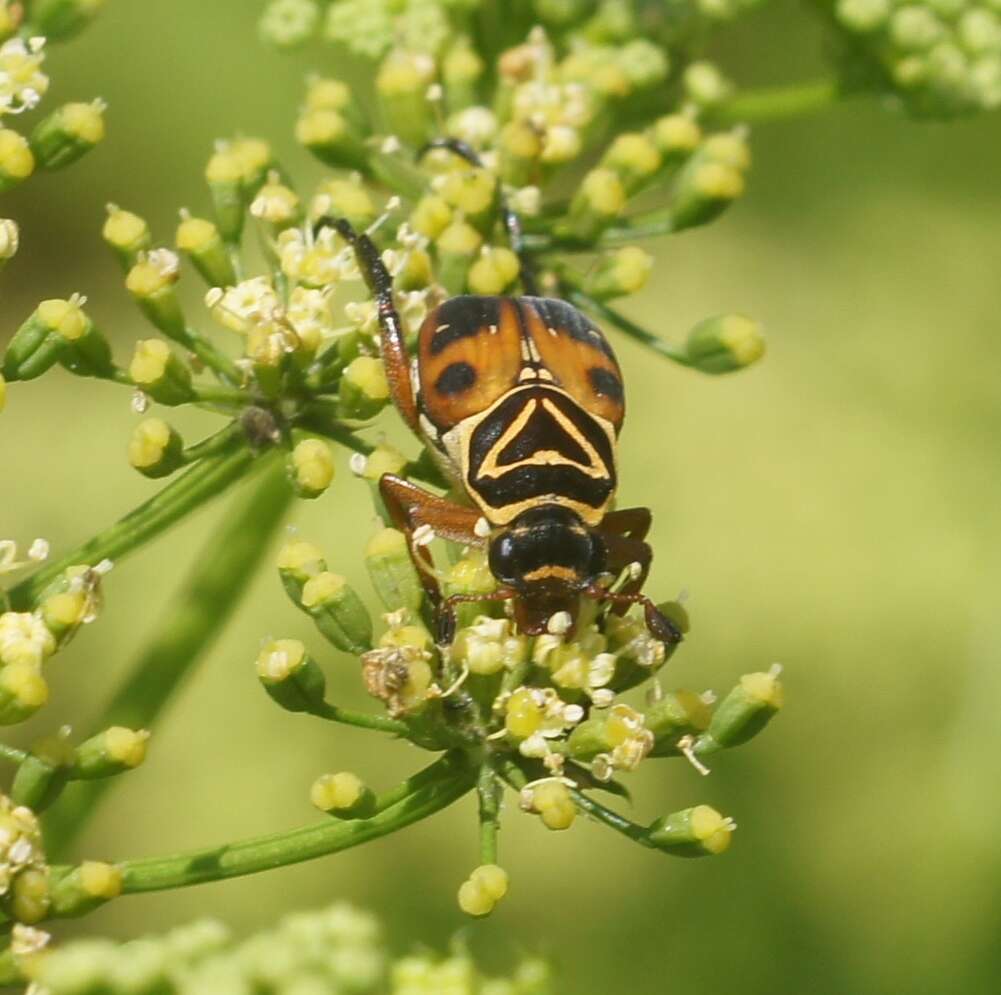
439 167 498 235
669 156 745 232
39 589 89 646
0 128 34 191
619 38 670 90
436 218 483 295
28 0 105 40
685 313 765 374
376 49 436 148
338 356 390 420
0 662 49 724
703 130 751 171
127 418 184 479
258 0 319 48
12 866 50 924
584 246 653 300
128 339 194 405
74 726 149 777
652 113 702 161
126 250 185 337
250 175 301 229
646 690 713 756
0 217 17 267
175 215 236 287
304 75 351 112
701 669 784 750
299 571 373 655
648 804 734 856
393 246 434 292
600 132 663 193
410 194 453 240
562 167 626 243
295 107 368 171
442 38 484 111
277 538 327 601
287 438 335 499
310 771 376 818
103 204 151 270
30 99 105 170
683 60 734 107
468 246 520 295
42 295 114 379
835 0 890 32
457 864 508 917
256 638 327 713
530 780 576 830
311 176 376 230
49 860 122 917
504 687 543 739
498 119 541 187
364 528 424 614
205 147 246 244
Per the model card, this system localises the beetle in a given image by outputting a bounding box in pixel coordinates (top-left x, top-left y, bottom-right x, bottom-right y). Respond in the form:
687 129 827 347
317 145 681 647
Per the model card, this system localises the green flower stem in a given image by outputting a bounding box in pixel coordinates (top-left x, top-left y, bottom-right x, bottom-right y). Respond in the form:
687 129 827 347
565 288 692 368
711 77 841 125
43 455 294 856
477 760 501 866
524 209 678 253
174 326 242 387
0 743 28 767
6 441 256 611
49 752 474 911
180 421 244 464
308 702 410 737
191 384 251 407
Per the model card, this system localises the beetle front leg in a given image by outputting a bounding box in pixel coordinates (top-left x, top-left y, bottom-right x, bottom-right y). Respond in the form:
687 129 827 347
314 216 420 432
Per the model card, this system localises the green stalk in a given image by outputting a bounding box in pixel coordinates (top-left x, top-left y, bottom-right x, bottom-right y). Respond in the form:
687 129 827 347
175 325 242 387
43 455 293 856
477 760 501 865
7 440 255 610
180 422 244 465
566 288 692 368
711 77 841 125
308 701 410 737
49 753 474 911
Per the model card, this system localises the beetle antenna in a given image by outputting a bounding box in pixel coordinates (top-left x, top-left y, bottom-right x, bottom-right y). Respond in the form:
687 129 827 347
418 136 539 297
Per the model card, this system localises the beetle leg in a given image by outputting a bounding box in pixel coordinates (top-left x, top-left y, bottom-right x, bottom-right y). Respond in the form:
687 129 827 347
437 589 517 645
585 582 683 647
419 137 539 296
599 530 653 603
314 216 419 432
379 473 485 609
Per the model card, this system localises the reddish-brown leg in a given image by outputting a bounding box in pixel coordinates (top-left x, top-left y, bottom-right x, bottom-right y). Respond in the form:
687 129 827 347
438 589 517 645
379 474 485 609
599 529 653 604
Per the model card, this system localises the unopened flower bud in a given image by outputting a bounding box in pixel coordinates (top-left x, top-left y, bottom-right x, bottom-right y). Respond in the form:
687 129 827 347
39 588 89 646
310 176 376 230
468 245 520 295
128 418 184 479
49 860 122 916
498 120 541 186
256 638 327 713
835 0 890 32
74 726 149 777
30 99 105 170
0 216 17 266
176 215 236 286
0 663 48 724
364 528 424 614
128 339 194 405
439 167 498 235
0 129 34 191
584 246 653 299
296 107 368 171
685 313 764 374
338 356 390 420
505 687 543 739
277 538 327 601
435 218 483 294
540 124 582 165
600 133 663 193
700 668 784 751
287 438 334 499
529 780 576 830
29 0 105 40
205 148 246 244
310 771 375 817
410 194 452 240
126 250 185 337
683 60 734 107
648 804 734 856
250 175 301 229
103 205 151 270
376 49 436 148
299 572 373 655
457 864 508 917
652 113 702 161
442 38 485 111
646 689 713 756
562 168 626 243
258 0 319 48
12 866 50 924
42 296 114 379
620 38 670 90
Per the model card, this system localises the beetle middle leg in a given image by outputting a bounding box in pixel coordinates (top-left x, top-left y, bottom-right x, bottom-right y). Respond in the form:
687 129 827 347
313 216 419 432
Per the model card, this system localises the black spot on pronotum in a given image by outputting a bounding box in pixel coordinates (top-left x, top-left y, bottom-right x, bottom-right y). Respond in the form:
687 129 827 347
588 367 624 403
435 361 477 395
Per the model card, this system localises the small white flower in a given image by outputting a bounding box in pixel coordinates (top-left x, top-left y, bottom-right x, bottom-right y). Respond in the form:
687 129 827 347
26 539 48 562
0 38 49 117
0 612 55 668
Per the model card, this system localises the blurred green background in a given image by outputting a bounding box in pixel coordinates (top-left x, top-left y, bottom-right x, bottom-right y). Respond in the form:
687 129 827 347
2 2 1000 992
